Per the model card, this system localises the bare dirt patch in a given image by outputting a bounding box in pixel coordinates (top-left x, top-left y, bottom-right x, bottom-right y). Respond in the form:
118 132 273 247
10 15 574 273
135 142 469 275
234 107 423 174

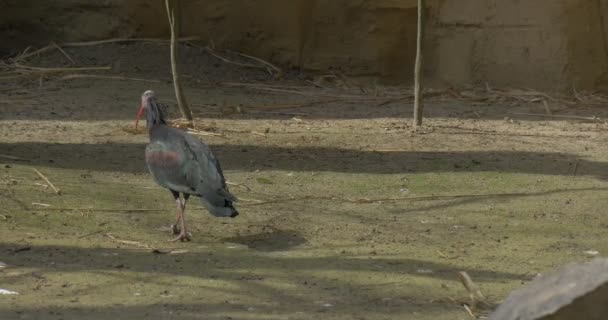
1 43 608 320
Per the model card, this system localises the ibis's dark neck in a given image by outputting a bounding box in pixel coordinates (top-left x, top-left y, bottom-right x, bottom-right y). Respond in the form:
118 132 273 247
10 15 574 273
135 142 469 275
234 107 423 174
145 99 167 130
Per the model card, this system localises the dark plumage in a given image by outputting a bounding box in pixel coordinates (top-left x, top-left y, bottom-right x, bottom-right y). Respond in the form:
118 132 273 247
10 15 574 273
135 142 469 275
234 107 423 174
136 90 238 241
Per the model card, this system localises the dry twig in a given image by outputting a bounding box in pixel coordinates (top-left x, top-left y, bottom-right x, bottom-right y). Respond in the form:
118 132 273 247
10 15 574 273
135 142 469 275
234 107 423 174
62 36 200 47
0 154 29 161
463 304 477 319
31 202 51 207
32 168 61 195
14 63 110 73
105 233 152 249
221 82 410 100
13 45 55 62
51 42 76 64
59 74 162 83
33 207 164 212
185 128 227 138
205 47 271 74
225 49 283 78
511 112 600 121
458 271 488 308
226 181 251 191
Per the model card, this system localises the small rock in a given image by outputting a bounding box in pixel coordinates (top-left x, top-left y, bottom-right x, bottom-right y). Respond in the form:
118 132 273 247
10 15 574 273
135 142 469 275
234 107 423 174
416 268 433 274
0 289 19 295
584 250 599 256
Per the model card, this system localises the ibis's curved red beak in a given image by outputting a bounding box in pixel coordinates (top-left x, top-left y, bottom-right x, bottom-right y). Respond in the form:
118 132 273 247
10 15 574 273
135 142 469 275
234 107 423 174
135 104 145 129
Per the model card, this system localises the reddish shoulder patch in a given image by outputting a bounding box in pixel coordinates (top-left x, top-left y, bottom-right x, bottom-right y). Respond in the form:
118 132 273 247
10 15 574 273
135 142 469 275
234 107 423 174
146 151 181 167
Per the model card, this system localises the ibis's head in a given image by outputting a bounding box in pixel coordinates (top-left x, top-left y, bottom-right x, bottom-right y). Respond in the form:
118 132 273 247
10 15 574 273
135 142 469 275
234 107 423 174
135 90 166 129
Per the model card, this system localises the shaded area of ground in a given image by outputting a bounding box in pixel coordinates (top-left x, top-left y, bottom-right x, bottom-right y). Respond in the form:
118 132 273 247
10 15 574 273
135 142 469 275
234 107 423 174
1 43 608 320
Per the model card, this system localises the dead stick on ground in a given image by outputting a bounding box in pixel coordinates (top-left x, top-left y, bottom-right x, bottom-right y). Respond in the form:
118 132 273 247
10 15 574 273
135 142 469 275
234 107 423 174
458 271 487 308
235 197 263 203
14 63 111 73
225 49 283 78
15 46 32 60
221 83 408 100
105 233 152 248
0 154 29 161
32 168 61 195
226 181 251 191
13 45 54 61
33 208 164 212
62 36 200 47
511 112 600 121
205 47 270 74
59 74 162 83
185 129 227 138
78 230 103 239
51 42 76 65
462 304 477 319
240 191 543 206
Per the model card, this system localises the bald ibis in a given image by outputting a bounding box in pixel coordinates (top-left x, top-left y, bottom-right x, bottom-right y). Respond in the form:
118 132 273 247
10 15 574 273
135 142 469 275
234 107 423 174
135 90 238 242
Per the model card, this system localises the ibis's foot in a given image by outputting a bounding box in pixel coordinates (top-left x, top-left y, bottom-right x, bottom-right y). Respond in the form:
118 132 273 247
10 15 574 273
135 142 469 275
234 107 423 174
169 230 192 242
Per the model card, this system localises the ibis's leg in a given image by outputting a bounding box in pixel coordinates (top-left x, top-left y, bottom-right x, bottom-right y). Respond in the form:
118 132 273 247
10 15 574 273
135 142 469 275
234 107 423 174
170 194 191 242
170 190 182 235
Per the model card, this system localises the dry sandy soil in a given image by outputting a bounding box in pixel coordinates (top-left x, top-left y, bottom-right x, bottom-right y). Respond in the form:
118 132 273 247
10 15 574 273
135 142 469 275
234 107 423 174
1 43 608 320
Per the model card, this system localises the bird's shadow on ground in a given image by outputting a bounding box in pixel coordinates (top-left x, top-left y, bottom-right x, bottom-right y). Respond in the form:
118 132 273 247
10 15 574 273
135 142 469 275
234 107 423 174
222 227 307 252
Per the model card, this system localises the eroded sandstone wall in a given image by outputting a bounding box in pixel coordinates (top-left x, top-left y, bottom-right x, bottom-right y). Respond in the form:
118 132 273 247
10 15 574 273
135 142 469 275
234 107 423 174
1 0 607 91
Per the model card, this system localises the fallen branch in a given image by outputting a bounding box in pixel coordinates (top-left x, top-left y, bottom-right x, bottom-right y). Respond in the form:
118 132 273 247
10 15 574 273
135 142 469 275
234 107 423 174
247 110 309 116
31 202 51 207
0 154 29 161
458 271 488 309
462 304 477 319
59 74 162 83
13 45 55 62
205 47 271 74
219 82 314 90
78 230 103 239
240 190 567 207
14 63 111 73
32 168 61 195
511 112 601 121
32 207 164 212
51 42 76 65
225 49 283 78
247 100 342 110
221 82 409 100
236 197 264 203
226 181 251 191
62 36 200 47
105 233 152 249
185 128 227 138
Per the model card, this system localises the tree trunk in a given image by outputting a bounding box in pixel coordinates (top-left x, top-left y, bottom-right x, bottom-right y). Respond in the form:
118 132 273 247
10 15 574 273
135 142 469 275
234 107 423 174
412 0 425 129
165 0 193 124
